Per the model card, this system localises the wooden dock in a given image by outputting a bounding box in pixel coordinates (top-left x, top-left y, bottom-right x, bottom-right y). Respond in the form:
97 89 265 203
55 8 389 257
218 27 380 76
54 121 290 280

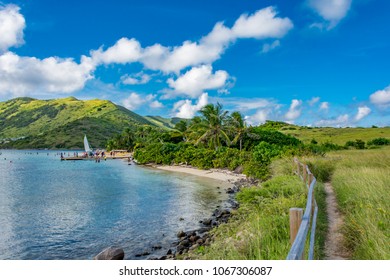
61 154 132 161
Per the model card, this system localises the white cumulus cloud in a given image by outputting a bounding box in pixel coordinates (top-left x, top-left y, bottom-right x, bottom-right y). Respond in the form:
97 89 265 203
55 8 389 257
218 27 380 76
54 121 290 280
308 96 320 106
246 109 269 125
320 101 329 110
308 0 352 29
122 92 162 111
370 85 390 107
150 100 164 109
285 99 302 121
261 40 281 54
0 5 294 99
166 65 229 98
91 38 142 65
232 7 293 39
0 4 25 52
221 98 275 111
316 114 349 127
90 6 293 73
122 92 144 110
173 93 209 119
355 106 371 121
0 52 94 96
121 72 151 85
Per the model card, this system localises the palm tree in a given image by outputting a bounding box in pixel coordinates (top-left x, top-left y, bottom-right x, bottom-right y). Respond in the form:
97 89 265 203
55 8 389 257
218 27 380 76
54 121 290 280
187 116 203 143
121 127 135 150
228 111 247 151
192 103 230 149
172 120 189 142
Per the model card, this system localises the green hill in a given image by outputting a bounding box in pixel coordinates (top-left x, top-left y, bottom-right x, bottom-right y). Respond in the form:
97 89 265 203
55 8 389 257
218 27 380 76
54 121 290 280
261 121 390 145
144 116 186 129
0 97 153 149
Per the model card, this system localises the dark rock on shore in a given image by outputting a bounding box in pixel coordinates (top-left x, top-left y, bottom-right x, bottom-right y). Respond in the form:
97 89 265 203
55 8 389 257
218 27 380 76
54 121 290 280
94 246 125 260
154 177 254 260
135 251 150 257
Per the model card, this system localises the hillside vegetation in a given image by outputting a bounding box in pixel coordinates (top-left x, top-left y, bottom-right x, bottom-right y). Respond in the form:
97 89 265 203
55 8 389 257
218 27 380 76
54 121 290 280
268 121 390 145
144 116 183 129
0 97 153 149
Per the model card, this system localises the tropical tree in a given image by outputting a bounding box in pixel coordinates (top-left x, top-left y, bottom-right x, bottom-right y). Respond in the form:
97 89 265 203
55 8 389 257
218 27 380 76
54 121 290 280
192 103 231 150
228 111 247 151
171 120 189 142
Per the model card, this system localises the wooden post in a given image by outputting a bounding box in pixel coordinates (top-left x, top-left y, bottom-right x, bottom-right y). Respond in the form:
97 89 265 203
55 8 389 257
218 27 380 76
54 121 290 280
289 208 303 245
303 164 307 185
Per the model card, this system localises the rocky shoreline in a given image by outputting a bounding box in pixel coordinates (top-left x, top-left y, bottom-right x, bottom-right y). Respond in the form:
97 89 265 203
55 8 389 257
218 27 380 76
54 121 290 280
142 177 256 260
93 169 257 260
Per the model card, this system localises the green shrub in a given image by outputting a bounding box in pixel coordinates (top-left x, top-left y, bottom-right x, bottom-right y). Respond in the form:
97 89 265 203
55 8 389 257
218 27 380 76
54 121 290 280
345 139 366 149
189 148 215 169
306 159 336 182
252 141 282 165
367 138 390 146
212 147 240 169
243 160 270 181
354 139 365 149
322 141 344 151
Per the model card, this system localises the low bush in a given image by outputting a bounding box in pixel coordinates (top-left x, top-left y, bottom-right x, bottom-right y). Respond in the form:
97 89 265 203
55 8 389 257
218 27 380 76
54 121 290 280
367 137 390 146
306 159 336 182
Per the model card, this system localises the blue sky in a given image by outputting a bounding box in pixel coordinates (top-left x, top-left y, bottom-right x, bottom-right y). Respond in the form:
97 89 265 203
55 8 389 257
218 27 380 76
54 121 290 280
0 0 389 126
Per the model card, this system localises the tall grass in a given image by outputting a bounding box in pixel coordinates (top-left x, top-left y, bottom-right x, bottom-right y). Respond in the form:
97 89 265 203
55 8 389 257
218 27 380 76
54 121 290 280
312 181 328 260
191 160 308 260
329 148 390 259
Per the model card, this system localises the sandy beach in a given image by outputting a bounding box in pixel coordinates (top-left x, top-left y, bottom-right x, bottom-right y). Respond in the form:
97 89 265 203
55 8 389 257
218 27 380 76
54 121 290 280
150 164 247 183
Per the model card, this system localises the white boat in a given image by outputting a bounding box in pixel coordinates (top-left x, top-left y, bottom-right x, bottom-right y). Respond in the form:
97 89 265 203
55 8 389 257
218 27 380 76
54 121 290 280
84 135 92 153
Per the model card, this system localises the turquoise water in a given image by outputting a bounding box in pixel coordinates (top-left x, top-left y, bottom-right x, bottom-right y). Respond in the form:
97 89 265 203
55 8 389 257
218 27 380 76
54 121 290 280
0 150 228 260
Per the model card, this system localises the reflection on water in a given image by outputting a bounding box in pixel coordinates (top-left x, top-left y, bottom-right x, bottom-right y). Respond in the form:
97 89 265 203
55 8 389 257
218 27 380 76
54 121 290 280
0 150 229 259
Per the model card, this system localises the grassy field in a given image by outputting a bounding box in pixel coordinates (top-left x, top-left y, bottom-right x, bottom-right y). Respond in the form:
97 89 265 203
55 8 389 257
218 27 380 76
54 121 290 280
193 175 306 260
330 148 389 259
280 126 390 145
187 146 389 260
305 147 390 259
186 159 325 260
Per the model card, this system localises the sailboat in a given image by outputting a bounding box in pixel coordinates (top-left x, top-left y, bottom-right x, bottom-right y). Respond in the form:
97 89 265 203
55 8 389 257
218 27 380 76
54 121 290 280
84 135 93 156
60 135 94 161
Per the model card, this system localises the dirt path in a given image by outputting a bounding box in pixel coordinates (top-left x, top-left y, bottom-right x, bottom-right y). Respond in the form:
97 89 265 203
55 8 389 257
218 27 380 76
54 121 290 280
324 182 350 260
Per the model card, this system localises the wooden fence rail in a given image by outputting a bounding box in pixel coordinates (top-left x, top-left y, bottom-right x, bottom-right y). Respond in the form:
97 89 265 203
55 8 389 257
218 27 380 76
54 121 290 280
286 158 318 260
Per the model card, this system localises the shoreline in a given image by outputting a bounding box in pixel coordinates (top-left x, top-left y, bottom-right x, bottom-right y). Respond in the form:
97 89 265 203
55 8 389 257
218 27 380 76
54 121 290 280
147 164 247 183
140 164 250 260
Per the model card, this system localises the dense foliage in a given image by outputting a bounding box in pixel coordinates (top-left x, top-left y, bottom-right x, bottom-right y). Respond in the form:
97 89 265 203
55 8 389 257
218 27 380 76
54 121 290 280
108 103 305 180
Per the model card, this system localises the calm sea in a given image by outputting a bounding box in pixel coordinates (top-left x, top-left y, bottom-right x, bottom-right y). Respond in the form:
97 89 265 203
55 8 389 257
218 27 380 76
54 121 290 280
0 150 228 260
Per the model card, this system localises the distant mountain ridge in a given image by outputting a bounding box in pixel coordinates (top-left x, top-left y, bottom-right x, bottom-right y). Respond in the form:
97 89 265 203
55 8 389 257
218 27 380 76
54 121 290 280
0 97 178 149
